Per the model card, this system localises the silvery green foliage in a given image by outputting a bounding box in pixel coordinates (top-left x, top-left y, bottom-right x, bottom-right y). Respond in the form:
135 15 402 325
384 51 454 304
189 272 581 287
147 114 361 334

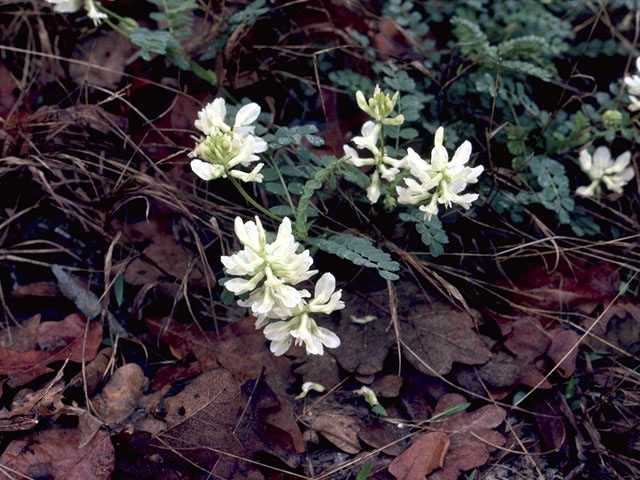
516 156 574 225
399 211 449 258
308 234 401 281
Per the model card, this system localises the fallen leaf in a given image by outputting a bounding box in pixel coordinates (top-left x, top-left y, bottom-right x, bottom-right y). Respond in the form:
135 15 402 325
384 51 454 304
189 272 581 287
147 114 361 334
10 281 60 298
293 351 341 388
69 347 113 395
429 394 506 480
504 317 551 362
149 361 202 392
547 329 580 378
535 398 568 453
333 289 395 376
0 427 114 479
93 363 148 426
69 31 136 88
372 375 403 398
304 408 363 454
38 312 87 350
0 366 65 431
401 303 491 376
211 317 293 383
583 303 640 353
359 421 408 456
0 314 40 351
152 368 243 477
453 355 519 398
389 431 450 480
0 320 102 387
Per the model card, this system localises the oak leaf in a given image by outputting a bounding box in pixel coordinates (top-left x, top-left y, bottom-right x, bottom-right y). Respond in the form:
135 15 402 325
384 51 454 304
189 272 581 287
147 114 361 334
389 431 450 480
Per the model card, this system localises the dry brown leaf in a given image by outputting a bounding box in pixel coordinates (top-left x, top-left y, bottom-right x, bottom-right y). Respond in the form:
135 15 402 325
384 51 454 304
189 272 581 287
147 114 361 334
358 421 408 456
401 303 491 376
69 347 113 395
152 368 243 476
38 312 86 350
428 394 506 480
333 317 395 376
293 350 341 388
69 31 136 88
0 427 114 480
0 314 40 352
547 329 580 378
372 375 403 398
0 320 102 387
304 408 363 454
389 431 450 480
504 317 551 362
583 303 640 353
0 367 65 432
93 363 148 426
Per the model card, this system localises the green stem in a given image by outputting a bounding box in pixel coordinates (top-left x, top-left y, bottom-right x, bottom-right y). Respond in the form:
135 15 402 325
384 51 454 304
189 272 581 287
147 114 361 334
229 176 282 222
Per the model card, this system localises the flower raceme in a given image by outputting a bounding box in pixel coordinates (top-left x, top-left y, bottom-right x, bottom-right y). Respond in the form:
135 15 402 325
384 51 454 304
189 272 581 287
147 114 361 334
397 126 484 220
343 121 406 203
576 146 635 197
189 98 267 183
222 216 316 320
222 216 342 356
345 86 406 204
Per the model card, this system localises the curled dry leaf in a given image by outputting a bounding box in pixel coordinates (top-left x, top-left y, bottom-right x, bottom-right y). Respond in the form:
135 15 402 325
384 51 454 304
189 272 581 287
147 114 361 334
0 320 102 387
0 427 115 480
0 366 65 432
401 303 491 376
389 431 450 480
428 394 507 480
93 363 148 426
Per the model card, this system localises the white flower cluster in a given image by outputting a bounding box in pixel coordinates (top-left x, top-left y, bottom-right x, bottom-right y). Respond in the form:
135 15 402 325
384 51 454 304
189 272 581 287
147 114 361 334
46 0 106 26
624 57 640 112
190 98 267 183
222 216 344 356
344 87 484 217
576 146 635 197
397 127 484 220
344 86 406 203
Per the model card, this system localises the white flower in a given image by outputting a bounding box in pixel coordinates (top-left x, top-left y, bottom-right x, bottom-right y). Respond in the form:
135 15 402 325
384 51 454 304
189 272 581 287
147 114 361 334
263 273 344 356
576 146 635 197
624 58 640 96
190 99 267 183
47 0 82 12
46 0 106 25
396 127 483 219
84 0 106 25
194 98 261 136
343 121 405 204
222 217 317 323
628 95 640 112
295 381 325 400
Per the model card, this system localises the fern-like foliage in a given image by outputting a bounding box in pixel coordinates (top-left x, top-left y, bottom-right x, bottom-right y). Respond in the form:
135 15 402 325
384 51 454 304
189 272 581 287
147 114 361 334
399 211 449 257
308 234 400 281
517 156 574 224
451 16 556 81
